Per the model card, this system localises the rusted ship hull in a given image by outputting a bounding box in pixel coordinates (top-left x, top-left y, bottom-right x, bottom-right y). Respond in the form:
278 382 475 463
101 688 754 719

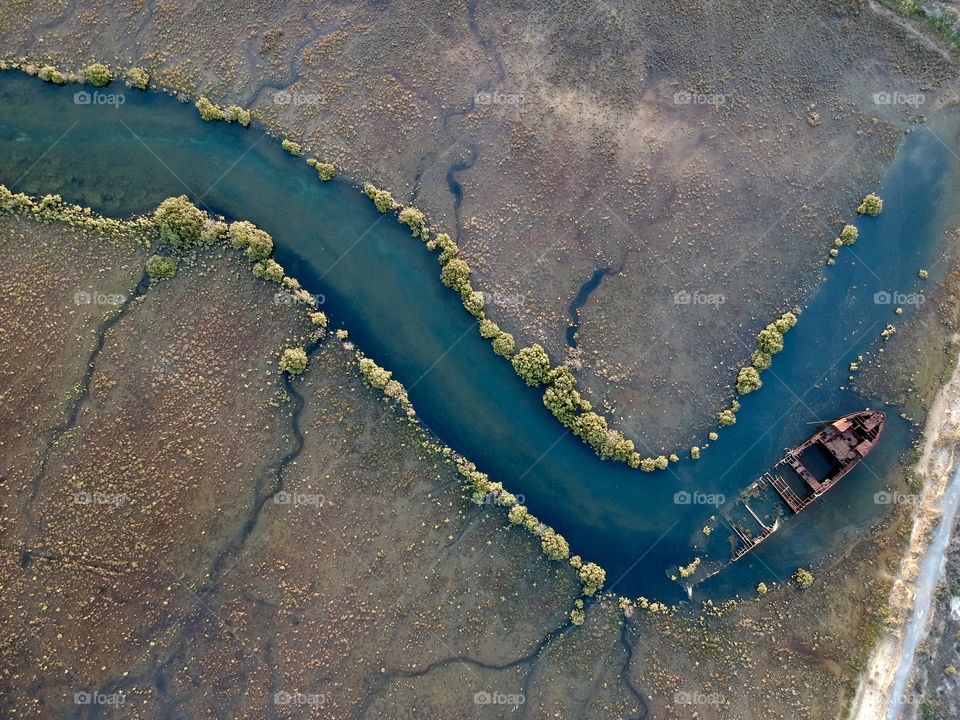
728 410 884 561
675 411 885 589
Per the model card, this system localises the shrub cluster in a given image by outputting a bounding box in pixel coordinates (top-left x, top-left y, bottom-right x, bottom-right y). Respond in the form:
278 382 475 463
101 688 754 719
857 193 883 216
128 67 149 90
281 138 302 156
512 344 551 386
793 568 814 589
195 96 251 126
363 183 397 213
145 254 178 281
38 65 66 85
229 220 274 262
84 63 113 87
736 366 762 395
306 158 336 181
279 347 308 376
155 195 204 249
357 353 415 417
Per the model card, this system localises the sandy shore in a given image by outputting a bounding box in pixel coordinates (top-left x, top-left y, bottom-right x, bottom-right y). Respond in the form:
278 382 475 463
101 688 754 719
849 336 960 720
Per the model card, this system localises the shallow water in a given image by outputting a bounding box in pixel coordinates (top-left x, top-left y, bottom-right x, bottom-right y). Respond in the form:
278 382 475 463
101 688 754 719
1 73 958 601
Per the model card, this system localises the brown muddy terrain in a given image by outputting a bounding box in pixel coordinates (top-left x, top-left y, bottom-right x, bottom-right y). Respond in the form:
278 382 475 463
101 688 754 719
2 0 958 452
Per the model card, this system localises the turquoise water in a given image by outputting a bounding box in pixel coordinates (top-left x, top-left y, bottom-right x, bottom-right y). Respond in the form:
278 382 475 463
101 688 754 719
2 72 957 601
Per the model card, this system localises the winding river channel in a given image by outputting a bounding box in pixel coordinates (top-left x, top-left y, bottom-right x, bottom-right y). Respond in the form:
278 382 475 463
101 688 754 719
2 72 959 601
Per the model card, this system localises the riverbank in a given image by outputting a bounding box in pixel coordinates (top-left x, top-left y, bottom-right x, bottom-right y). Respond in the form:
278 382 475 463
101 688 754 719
849 338 960 720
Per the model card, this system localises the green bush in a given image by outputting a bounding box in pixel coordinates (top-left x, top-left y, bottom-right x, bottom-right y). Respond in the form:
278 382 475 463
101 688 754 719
279 347 308 376
38 65 66 85
155 196 204 249
229 220 274 262
736 366 762 395
756 582 768 595
358 357 392 389
436 233 459 264
751 351 772 371
793 568 814 589
195 96 223 121
309 311 328 328
579 562 606 596
145 254 178 281
857 193 883 216
773 312 797 333
307 159 337 181
128 67 149 90
838 225 859 245
512 344 551 386
398 206 427 238
717 409 736 426
492 331 515 357
540 529 570 560
363 183 396 213
461 288 485 317
224 105 251 127
440 258 471 292
281 138 303 156
252 259 285 282
478 318 500 339
543 366 587 421
690 446 701 460
756 326 784 355
84 63 113 87
199 219 228 245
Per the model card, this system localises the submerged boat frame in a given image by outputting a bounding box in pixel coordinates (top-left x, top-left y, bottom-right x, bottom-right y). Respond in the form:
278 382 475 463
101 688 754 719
728 410 885 562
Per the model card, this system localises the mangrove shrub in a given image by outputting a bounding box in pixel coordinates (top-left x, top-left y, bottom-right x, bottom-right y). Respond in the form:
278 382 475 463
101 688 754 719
736 366 762 395
359 357 392 389
491 331 515 357
512 344 551 386
279 347 308 376
579 562 606 596
281 138 302 156
145 254 178 281
440 258 471 293
229 220 274 262
84 63 113 87
857 193 883 216
155 196 204 249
